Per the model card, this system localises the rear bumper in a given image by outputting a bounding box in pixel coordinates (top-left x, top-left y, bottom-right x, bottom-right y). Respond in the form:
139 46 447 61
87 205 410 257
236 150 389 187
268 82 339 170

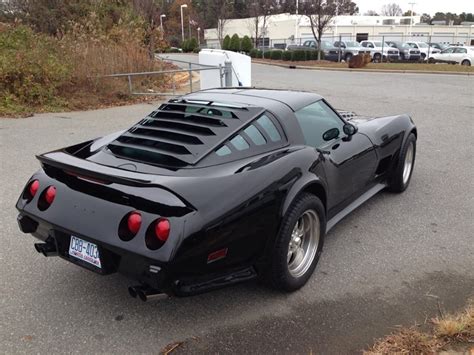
17 213 169 288
17 212 258 296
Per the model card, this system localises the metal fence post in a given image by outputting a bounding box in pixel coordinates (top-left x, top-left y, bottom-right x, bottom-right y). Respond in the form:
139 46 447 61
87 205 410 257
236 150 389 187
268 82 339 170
219 64 223 87
172 74 176 95
381 36 385 62
127 75 133 94
338 35 342 62
427 35 431 62
224 60 232 87
188 62 193 92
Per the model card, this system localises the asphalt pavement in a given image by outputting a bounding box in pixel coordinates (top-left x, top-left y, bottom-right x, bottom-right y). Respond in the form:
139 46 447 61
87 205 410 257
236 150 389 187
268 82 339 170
1 55 473 354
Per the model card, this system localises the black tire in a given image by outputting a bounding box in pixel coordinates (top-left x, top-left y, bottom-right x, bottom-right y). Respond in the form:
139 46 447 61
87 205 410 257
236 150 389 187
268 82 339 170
461 59 471 66
264 193 325 292
388 133 416 193
373 53 381 63
421 53 426 61
345 53 353 62
428 57 435 64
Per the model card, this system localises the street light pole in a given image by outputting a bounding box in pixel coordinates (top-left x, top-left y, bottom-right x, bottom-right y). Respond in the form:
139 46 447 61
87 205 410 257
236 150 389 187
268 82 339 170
160 14 166 32
180 4 188 42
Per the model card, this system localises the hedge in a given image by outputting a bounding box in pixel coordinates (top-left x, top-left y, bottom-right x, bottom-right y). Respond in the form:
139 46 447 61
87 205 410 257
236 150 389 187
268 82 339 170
270 50 283 60
282 51 292 61
263 50 272 59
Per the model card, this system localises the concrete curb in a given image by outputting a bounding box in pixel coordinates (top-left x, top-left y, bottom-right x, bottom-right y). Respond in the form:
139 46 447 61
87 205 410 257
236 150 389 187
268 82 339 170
252 59 474 76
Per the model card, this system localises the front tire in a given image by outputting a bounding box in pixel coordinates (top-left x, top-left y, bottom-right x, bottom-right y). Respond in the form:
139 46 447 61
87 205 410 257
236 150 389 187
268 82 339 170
388 133 416 192
345 53 353 62
264 193 325 292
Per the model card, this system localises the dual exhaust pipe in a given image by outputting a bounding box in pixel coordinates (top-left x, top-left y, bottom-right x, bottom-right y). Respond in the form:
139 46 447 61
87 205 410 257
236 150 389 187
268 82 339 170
128 286 167 302
34 242 57 257
34 242 164 302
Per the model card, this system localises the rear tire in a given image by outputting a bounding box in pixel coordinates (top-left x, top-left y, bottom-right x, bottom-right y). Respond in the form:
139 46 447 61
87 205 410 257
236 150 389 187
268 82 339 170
388 133 416 193
264 193 325 292
461 59 471 66
345 53 353 62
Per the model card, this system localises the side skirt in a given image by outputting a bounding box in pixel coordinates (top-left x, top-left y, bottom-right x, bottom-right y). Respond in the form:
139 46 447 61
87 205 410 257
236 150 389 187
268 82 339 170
326 183 386 233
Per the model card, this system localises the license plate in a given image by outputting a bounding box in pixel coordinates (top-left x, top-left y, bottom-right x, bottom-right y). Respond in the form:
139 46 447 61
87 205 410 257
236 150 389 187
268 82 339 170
69 236 101 268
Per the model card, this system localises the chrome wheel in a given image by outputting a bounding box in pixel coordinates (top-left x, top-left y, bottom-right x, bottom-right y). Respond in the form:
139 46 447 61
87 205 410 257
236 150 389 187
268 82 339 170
287 210 320 278
402 141 414 185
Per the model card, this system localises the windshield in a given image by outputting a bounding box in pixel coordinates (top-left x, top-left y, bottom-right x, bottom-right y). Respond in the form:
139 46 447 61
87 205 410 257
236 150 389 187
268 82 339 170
320 41 332 49
345 41 360 47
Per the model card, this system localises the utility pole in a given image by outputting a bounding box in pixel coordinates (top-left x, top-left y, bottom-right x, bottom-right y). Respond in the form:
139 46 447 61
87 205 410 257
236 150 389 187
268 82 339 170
408 2 416 39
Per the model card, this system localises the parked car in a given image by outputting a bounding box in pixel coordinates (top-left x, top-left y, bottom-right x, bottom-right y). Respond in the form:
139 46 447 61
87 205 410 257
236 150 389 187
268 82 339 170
428 42 448 51
360 40 400 62
429 46 473 66
405 41 440 60
16 88 416 299
386 41 421 61
333 40 370 62
287 40 339 61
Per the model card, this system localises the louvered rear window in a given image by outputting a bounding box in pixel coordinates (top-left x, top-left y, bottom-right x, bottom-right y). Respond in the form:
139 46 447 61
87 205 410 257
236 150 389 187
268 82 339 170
106 101 267 168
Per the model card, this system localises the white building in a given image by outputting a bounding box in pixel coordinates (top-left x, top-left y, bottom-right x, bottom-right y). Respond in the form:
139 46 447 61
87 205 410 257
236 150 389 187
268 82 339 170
204 13 474 48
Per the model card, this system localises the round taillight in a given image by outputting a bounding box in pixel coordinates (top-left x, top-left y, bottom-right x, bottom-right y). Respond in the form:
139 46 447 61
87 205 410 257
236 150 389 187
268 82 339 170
127 212 142 234
45 186 56 204
154 219 170 242
29 180 40 198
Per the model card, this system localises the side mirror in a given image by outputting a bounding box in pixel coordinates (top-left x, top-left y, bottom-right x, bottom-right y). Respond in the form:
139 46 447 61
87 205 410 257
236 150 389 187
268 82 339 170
342 123 357 141
323 127 340 141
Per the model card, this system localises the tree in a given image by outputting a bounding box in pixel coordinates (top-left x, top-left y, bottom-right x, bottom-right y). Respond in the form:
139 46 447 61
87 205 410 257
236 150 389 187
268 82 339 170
132 0 162 59
247 0 277 48
241 35 253 53
381 3 403 16
229 33 241 51
302 0 358 60
365 10 379 16
222 35 231 50
403 10 416 16
420 13 431 24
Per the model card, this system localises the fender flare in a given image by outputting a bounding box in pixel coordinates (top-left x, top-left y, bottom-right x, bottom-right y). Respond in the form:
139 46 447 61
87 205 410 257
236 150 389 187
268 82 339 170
280 174 327 218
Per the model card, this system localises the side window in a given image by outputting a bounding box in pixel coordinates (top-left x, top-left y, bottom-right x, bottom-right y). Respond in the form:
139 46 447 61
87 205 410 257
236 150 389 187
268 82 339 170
212 112 284 159
295 100 344 148
361 42 367 47
255 114 281 142
367 43 374 48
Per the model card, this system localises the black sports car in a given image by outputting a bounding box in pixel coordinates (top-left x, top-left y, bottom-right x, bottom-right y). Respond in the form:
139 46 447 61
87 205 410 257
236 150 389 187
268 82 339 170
16 88 417 301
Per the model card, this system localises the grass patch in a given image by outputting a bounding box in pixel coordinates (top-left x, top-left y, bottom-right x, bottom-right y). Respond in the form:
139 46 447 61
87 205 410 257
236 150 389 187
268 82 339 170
365 300 474 354
255 58 474 73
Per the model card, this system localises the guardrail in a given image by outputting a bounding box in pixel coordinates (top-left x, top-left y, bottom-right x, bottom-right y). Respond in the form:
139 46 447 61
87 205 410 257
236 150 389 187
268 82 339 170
102 58 231 96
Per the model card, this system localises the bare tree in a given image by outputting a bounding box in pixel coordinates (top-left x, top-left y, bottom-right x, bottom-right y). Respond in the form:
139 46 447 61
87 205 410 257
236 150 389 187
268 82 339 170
381 3 403 16
365 10 379 16
132 0 162 59
247 0 276 48
302 0 357 60
209 0 232 47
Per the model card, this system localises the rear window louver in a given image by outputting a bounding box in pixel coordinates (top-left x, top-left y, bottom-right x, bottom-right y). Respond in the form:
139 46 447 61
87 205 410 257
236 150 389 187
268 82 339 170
107 101 264 167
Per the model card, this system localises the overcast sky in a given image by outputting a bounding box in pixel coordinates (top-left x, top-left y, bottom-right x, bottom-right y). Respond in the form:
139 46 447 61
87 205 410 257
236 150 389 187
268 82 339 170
356 0 473 16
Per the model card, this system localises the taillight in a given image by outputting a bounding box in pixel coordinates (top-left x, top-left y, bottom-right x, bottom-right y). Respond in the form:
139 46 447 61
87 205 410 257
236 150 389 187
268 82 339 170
118 211 142 241
145 218 170 250
154 219 170 242
38 185 56 210
45 186 56 204
29 180 40 197
127 212 142 234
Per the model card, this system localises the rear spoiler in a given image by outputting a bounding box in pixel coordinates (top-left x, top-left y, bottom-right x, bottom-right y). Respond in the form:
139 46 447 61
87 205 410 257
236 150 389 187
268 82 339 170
37 151 154 186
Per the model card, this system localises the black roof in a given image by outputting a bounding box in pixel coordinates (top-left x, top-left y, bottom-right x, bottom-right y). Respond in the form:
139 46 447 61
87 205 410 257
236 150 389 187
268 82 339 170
185 88 323 112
